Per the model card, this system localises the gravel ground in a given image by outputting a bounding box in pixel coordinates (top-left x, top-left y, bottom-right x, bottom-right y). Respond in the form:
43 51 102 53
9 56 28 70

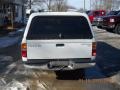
0 27 120 90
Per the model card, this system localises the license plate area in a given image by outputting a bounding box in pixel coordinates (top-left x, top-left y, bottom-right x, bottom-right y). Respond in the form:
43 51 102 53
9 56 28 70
49 61 69 66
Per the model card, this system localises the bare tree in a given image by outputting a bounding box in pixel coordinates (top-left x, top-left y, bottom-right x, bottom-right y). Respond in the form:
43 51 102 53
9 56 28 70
92 0 112 11
26 0 68 11
92 0 99 10
26 0 43 9
52 0 68 11
42 0 55 10
104 0 112 11
112 0 120 10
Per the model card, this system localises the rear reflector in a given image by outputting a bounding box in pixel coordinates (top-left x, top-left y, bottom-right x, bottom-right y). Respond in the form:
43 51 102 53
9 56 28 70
92 42 96 56
21 43 27 58
92 49 96 56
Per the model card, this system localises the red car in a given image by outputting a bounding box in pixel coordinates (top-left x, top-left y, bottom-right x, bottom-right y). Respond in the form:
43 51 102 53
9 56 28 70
88 10 106 23
101 12 120 34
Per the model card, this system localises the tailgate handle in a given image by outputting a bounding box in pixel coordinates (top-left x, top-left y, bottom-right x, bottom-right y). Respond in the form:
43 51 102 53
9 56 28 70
56 44 64 47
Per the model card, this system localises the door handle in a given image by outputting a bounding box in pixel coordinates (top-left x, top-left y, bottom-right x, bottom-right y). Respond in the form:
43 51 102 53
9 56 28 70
56 44 64 47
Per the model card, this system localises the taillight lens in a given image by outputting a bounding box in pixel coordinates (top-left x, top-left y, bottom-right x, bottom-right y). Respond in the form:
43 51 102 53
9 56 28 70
21 43 27 57
92 42 96 56
110 18 115 23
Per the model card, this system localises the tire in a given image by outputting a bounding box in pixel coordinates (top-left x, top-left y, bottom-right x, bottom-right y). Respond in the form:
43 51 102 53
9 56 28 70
97 26 102 29
115 24 120 34
106 29 113 32
55 69 85 80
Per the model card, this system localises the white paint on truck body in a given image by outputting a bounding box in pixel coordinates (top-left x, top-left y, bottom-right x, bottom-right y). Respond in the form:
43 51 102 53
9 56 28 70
27 40 92 59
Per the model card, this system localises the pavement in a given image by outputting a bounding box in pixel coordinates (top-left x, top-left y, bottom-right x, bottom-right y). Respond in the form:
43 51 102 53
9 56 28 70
0 28 24 48
0 36 20 48
0 27 119 90
0 28 24 73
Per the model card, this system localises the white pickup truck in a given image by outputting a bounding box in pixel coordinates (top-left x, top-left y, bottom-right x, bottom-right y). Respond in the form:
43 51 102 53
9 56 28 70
21 12 96 70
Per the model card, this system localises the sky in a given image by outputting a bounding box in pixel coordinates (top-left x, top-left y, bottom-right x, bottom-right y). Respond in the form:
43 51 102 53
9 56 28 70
68 0 90 10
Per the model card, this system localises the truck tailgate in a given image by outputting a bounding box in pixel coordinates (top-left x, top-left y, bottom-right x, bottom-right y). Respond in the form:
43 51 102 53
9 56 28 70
27 40 92 59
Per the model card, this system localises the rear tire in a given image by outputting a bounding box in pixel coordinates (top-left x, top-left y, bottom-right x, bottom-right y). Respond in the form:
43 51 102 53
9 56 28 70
106 29 113 32
114 24 120 34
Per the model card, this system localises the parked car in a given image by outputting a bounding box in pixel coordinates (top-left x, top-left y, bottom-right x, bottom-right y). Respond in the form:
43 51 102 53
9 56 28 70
93 10 120 28
21 12 96 70
88 10 106 23
99 12 120 34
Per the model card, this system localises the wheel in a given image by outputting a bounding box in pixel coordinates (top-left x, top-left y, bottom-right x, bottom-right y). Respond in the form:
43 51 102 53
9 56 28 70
106 29 113 32
55 69 85 80
114 24 120 34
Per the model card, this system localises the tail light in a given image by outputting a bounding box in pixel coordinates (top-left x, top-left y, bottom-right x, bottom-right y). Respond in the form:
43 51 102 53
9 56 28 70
21 43 27 57
110 18 115 23
92 42 96 56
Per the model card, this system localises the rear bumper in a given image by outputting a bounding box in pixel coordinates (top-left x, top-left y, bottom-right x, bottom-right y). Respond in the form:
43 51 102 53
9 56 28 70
23 58 96 70
93 21 115 30
101 22 115 30
24 62 95 70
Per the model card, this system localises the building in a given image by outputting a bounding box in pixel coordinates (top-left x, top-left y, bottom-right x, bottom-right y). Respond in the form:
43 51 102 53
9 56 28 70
0 0 27 27
112 0 120 10
14 0 27 23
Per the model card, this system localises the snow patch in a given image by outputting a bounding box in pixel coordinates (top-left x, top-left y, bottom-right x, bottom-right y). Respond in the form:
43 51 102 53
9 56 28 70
6 80 27 90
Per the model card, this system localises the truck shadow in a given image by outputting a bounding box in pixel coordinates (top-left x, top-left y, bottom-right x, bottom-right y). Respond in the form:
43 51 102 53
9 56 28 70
84 41 120 79
55 69 85 80
56 41 120 80
96 41 120 77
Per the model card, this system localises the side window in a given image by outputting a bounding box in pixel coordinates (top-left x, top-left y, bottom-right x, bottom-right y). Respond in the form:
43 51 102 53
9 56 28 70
94 11 99 16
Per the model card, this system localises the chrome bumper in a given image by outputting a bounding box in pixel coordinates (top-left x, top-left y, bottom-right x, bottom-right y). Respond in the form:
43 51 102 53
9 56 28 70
24 62 96 71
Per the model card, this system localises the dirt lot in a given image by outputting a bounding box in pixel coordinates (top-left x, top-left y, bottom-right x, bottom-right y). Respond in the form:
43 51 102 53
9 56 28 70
0 27 120 90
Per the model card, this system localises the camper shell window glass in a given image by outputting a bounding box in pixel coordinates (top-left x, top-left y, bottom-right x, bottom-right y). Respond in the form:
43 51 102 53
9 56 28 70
27 16 93 39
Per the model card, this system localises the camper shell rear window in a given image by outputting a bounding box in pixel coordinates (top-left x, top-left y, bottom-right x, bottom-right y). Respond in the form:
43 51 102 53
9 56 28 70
27 16 93 39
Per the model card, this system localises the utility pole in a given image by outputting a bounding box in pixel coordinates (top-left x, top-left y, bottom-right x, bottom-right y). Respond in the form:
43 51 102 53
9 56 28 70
9 5 14 30
90 0 91 10
84 0 86 11
29 0 31 9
